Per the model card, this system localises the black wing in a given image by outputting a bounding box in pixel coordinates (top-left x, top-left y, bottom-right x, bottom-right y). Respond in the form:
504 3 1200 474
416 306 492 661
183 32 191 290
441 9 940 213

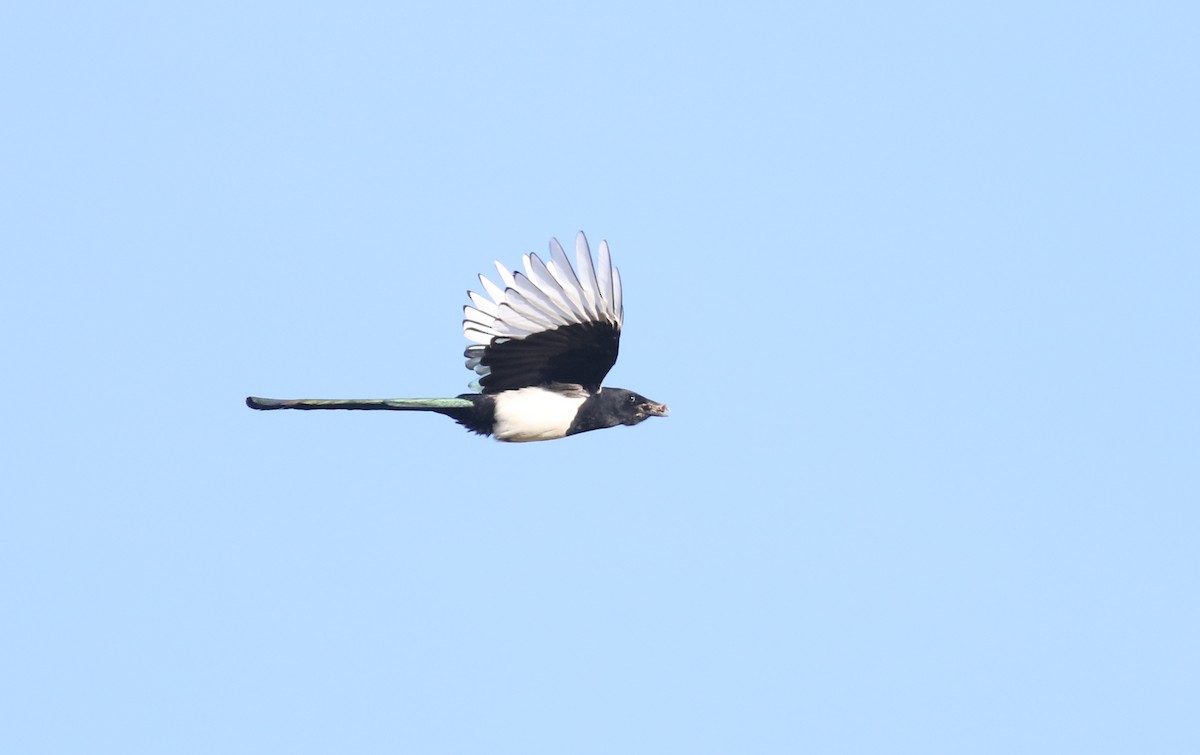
474 321 620 394
462 232 624 394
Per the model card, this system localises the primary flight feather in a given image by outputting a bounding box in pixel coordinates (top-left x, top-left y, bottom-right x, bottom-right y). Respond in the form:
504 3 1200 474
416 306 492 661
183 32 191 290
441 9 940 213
246 232 667 442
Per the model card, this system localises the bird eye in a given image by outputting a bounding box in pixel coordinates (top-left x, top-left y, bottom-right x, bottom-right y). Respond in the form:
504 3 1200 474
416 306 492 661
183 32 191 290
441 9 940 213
628 394 637 404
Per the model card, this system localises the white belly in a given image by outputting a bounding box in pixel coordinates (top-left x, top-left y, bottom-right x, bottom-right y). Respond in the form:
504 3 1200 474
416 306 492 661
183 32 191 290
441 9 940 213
492 387 588 442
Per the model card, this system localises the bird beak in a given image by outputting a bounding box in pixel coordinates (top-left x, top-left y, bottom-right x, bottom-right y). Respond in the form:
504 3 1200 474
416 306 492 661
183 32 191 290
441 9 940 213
643 402 669 418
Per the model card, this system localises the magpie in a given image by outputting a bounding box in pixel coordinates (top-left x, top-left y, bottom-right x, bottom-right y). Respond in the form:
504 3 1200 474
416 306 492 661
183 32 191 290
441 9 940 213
246 232 667 441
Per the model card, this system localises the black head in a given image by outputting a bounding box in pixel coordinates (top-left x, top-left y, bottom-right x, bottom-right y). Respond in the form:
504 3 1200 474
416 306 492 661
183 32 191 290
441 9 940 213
567 387 669 436
612 388 669 425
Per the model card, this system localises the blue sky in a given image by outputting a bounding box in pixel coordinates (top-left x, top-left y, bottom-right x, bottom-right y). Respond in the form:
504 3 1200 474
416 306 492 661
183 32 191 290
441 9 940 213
2 2 1197 753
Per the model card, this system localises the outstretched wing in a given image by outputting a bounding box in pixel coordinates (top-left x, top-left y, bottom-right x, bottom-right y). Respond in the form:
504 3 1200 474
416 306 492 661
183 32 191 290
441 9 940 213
463 232 624 394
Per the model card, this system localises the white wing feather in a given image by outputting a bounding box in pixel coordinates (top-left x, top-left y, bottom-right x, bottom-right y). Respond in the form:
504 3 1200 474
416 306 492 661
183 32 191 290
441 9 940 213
612 265 624 324
547 238 588 316
597 240 614 314
574 233 602 321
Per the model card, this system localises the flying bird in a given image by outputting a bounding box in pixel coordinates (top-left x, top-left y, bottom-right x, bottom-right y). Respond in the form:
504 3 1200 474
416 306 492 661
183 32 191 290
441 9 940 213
246 232 667 441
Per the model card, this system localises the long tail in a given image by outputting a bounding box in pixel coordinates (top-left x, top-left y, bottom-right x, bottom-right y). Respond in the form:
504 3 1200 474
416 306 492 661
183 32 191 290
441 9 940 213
246 396 474 412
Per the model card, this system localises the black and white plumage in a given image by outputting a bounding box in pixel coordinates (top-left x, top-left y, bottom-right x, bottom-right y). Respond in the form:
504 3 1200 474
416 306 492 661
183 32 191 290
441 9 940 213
246 232 667 442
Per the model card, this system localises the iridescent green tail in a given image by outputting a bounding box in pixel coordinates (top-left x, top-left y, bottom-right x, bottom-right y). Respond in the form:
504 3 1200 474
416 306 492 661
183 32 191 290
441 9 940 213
246 396 474 412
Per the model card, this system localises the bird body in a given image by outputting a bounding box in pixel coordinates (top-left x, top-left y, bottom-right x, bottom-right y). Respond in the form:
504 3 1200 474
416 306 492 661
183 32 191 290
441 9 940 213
247 233 667 441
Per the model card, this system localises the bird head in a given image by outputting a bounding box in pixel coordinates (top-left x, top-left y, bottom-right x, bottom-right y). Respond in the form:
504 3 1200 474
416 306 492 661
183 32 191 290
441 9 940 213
609 389 669 426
